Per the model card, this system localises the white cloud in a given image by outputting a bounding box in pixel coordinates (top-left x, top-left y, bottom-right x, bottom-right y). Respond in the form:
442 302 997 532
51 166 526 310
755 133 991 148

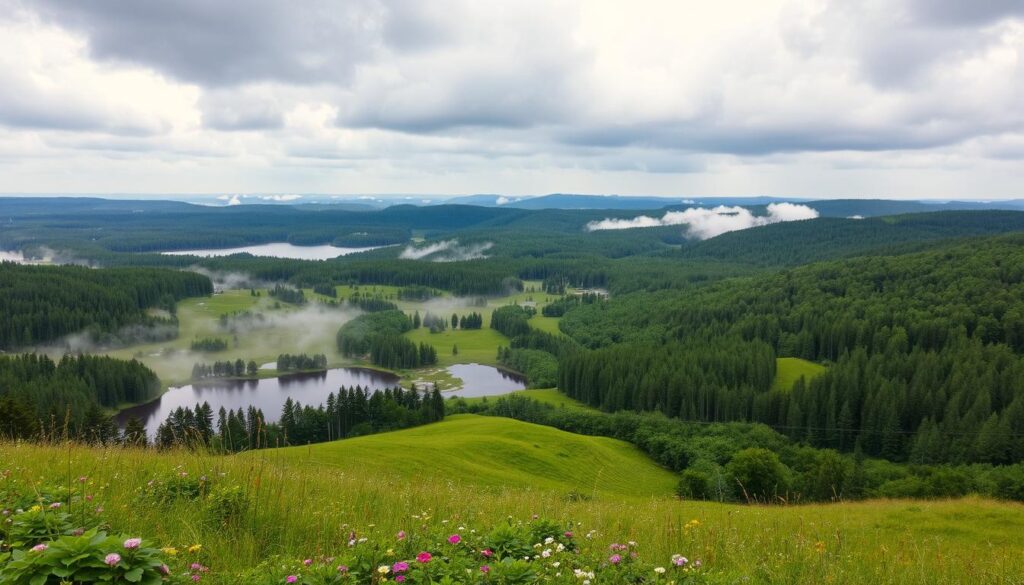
495 196 511 205
586 203 820 239
0 1 1022 196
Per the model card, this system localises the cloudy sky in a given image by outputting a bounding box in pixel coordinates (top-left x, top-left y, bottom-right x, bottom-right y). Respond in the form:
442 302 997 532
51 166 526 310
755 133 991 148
0 0 1022 198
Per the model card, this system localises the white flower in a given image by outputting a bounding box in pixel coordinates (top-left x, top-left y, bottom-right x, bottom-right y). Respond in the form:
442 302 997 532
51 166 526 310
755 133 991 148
377 565 390 574
654 567 666 574
542 549 552 558
552 562 561 568
544 536 554 545
557 543 565 552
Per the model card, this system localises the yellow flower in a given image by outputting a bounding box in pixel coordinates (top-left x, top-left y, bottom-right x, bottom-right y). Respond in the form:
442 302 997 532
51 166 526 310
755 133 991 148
188 544 203 554
29 505 41 513
162 547 178 556
378 565 391 574
814 541 826 553
386 548 395 556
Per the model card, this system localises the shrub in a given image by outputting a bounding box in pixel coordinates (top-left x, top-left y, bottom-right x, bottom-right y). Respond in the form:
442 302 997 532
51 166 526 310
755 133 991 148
727 448 791 502
0 529 170 585
676 469 712 500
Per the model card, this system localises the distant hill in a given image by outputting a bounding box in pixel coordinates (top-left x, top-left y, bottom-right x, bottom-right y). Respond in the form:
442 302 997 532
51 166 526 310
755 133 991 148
679 210 1024 266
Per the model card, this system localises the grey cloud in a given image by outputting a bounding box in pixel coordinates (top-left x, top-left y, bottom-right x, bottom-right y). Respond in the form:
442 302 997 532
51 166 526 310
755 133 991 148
906 0 1024 26
31 0 384 86
199 90 284 131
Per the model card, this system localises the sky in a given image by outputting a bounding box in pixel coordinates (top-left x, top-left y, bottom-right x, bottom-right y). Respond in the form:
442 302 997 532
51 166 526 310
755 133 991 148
0 0 1022 199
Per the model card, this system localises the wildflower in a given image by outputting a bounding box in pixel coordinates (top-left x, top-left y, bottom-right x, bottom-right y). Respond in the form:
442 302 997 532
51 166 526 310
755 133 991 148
448 534 461 544
105 553 122 566
159 564 170 576
304 559 313 566
191 563 204 571
542 549 552 558
693 560 703 568
188 544 203 554
286 577 297 584
124 538 142 550
396 576 406 583
393 562 409 573
192 576 201 583
544 536 554 545
396 530 406 540
386 548 395 556
481 548 494 558
416 552 432 563
672 554 688 567
78 476 87 483
815 541 826 553
564 531 573 538
480 565 490 573
30 543 48 553
29 505 41 513
654 567 666 574
49 502 62 509
337 565 349 573
72 528 85 536
609 554 622 565
162 547 178 556
378 565 391 575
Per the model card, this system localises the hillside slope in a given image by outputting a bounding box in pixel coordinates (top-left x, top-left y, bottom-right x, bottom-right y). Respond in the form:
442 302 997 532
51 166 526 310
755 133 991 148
263 414 678 497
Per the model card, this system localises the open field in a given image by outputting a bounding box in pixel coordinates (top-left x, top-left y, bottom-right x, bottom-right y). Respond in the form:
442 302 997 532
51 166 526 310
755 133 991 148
2 415 1023 584
772 357 828 392
457 388 592 411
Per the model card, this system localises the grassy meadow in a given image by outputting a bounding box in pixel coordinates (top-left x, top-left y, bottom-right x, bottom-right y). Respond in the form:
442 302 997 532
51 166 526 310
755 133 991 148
2 414 1023 584
771 357 827 392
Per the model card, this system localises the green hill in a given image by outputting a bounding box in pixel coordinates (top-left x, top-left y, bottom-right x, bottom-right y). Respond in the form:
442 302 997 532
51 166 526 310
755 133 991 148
265 414 677 498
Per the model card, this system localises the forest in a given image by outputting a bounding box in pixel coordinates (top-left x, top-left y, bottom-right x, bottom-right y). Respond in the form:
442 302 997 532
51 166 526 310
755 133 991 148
0 263 212 348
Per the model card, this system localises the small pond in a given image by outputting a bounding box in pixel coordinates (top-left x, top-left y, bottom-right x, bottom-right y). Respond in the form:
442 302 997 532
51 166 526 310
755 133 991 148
443 363 527 398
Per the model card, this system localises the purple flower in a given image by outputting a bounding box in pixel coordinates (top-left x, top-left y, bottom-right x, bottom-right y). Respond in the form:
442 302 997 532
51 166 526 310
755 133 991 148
448 534 461 544
49 502 62 509
564 531 573 538
395 577 406 583
609 554 622 565
30 544 48 553
105 553 122 567
393 562 409 573
481 548 494 558
416 552 432 563
396 530 406 540
303 559 313 567
124 538 142 550
160 564 170 576
286 577 298 584
337 565 349 573
480 565 491 573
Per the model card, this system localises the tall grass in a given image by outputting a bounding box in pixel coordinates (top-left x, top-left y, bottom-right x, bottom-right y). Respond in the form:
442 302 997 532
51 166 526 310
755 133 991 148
3 422 1024 584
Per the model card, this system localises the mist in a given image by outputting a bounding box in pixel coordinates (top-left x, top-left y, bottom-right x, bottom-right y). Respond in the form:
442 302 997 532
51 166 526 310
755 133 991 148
399 239 494 262
585 203 820 239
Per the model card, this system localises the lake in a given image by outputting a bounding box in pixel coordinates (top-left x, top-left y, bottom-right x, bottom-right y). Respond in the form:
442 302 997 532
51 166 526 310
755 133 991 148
444 363 527 397
116 367 400 434
160 242 380 260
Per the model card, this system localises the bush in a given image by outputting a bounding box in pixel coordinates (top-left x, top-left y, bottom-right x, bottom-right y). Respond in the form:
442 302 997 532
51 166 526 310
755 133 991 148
0 529 170 585
676 470 712 500
726 448 790 502
205 485 251 528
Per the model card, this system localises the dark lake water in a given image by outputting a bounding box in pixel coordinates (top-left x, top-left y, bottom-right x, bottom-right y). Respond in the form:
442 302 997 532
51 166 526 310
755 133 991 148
160 242 379 260
445 363 527 397
116 367 400 433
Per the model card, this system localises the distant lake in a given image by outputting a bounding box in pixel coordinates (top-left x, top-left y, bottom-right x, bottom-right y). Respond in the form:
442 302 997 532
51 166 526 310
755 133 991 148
116 367 400 434
161 242 380 260
444 364 527 398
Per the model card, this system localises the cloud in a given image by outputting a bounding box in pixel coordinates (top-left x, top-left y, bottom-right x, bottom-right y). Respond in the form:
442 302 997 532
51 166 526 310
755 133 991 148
399 239 493 261
495 196 511 205
258 194 302 202
586 203 820 239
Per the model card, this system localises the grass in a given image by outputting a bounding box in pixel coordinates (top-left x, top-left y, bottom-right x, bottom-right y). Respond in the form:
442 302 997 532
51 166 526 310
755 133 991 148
404 327 508 367
457 388 592 412
270 414 676 498
2 417 1023 584
772 357 827 392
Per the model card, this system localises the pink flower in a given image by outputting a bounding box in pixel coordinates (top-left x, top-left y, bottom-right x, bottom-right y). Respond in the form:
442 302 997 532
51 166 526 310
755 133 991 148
303 559 313 566
191 563 203 571
78 476 87 483
395 577 406 583
105 553 122 566
396 530 406 540
160 564 170 576
416 552 432 563
30 544 48 553
564 531 573 539
480 565 491 573
393 562 409 573
49 502 62 509
481 548 493 558
337 565 349 573
192 576 201 583
448 534 461 545
124 538 142 549
609 554 622 565
286 577 298 584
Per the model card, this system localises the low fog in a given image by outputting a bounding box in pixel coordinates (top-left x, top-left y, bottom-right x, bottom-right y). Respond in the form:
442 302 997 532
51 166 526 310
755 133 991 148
399 239 494 262
585 203 820 239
